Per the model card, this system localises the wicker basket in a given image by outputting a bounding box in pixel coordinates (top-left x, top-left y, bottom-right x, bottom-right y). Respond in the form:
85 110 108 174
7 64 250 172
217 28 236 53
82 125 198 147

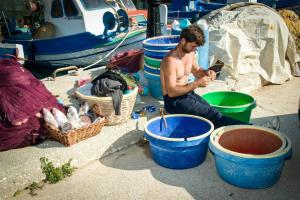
74 83 138 125
45 117 106 146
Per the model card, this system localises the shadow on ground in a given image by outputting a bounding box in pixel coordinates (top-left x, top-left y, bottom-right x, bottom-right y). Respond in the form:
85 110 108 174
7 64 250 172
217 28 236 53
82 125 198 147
100 113 300 200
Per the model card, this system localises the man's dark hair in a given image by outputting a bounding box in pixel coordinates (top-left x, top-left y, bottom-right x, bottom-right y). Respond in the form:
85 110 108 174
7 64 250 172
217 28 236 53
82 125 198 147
180 24 205 46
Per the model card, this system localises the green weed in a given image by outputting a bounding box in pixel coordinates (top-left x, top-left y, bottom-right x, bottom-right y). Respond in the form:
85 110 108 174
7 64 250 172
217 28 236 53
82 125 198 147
12 157 75 197
13 189 22 197
24 181 44 196
40 157 75 184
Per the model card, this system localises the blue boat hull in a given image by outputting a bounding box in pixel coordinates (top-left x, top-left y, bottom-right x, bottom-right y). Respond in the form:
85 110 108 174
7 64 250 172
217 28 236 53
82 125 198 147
3 29 146 68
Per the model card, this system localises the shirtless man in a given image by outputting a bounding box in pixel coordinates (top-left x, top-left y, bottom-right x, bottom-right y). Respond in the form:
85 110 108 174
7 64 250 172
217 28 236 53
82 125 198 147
160 24 248 128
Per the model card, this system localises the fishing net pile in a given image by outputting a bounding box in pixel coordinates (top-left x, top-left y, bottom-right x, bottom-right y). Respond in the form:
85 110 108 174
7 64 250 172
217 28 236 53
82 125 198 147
0 59 63 151
278 9 300 53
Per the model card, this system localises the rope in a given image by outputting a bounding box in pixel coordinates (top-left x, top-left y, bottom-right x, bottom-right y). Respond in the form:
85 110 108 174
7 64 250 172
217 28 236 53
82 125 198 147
79 0 133 73
79 24 136 72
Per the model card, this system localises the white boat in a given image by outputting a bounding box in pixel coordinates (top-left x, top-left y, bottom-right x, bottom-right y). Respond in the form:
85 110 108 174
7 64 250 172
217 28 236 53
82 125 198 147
0 0 146 67
0 43 25 64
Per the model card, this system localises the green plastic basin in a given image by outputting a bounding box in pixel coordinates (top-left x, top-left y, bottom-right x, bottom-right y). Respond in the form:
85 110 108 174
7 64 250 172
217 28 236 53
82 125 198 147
201 91 256 123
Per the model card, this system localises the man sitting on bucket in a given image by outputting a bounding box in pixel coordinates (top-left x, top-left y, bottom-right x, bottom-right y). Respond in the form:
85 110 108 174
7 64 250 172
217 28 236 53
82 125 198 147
160 24 249 129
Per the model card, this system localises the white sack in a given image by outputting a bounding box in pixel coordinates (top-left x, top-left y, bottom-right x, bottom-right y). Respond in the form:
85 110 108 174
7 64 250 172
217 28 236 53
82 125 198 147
202 3 300 88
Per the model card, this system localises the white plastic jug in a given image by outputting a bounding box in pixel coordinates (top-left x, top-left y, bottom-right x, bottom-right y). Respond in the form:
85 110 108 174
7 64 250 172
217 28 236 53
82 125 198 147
196 19 209 70
171 19 181 35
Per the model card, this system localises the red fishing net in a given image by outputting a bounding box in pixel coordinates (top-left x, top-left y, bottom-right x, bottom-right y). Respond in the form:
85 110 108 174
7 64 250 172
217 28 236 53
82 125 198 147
0 59 63 151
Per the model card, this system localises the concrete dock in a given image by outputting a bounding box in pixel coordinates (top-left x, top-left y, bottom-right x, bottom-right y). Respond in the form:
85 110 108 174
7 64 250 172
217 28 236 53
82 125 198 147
0 69 299 200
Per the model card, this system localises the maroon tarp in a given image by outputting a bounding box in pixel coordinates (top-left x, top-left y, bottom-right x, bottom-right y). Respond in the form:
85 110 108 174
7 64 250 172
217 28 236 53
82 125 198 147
108 49 143 73
0 59 63 151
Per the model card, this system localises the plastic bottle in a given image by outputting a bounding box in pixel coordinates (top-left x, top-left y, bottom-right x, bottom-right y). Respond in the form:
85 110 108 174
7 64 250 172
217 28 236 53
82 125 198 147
171 20 181 35
179 18 191 30
189 0 196 10
56 97 64 106
196 19 209 70
135 94 141 104
142 86 149 96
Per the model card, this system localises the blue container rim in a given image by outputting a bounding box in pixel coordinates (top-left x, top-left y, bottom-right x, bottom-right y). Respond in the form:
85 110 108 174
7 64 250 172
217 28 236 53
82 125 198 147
143 35 180 47
209 125 292 160
201 91 256 110
209 138 292 165
145 114 214 142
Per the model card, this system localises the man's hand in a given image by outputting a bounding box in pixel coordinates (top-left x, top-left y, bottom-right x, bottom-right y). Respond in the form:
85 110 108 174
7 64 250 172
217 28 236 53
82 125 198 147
194 75 211 87
205 70 216 81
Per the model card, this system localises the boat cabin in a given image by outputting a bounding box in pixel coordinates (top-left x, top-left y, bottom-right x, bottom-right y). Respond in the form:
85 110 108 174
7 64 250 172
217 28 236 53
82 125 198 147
0 0 133 40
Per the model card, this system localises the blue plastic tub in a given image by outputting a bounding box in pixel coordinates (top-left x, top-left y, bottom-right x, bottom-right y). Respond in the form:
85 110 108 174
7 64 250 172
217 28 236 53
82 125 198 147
144 71 163 100
209 125 292 189
143 35 180 50
145 114 214 169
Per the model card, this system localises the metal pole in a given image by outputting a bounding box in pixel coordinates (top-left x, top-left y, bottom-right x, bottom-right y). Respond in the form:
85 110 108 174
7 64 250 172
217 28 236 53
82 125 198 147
147 0 162 38
1 10 11 38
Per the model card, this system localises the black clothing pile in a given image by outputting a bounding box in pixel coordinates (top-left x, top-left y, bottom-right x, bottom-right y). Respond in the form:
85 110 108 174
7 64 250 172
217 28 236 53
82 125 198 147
91 71 127 115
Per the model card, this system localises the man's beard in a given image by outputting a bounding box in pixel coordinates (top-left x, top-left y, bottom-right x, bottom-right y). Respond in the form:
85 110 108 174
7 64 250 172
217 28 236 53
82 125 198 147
182 45 192 53
182 46 190 53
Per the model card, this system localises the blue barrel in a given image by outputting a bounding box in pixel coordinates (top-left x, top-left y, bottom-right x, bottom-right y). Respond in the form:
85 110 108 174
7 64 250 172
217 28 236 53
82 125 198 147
209 125 292 189
145 114 214 169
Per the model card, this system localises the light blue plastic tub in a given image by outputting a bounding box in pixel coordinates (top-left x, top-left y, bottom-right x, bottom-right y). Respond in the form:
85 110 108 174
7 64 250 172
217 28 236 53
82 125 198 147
144 71 163 100
209 125 292 189
145 114 214 169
